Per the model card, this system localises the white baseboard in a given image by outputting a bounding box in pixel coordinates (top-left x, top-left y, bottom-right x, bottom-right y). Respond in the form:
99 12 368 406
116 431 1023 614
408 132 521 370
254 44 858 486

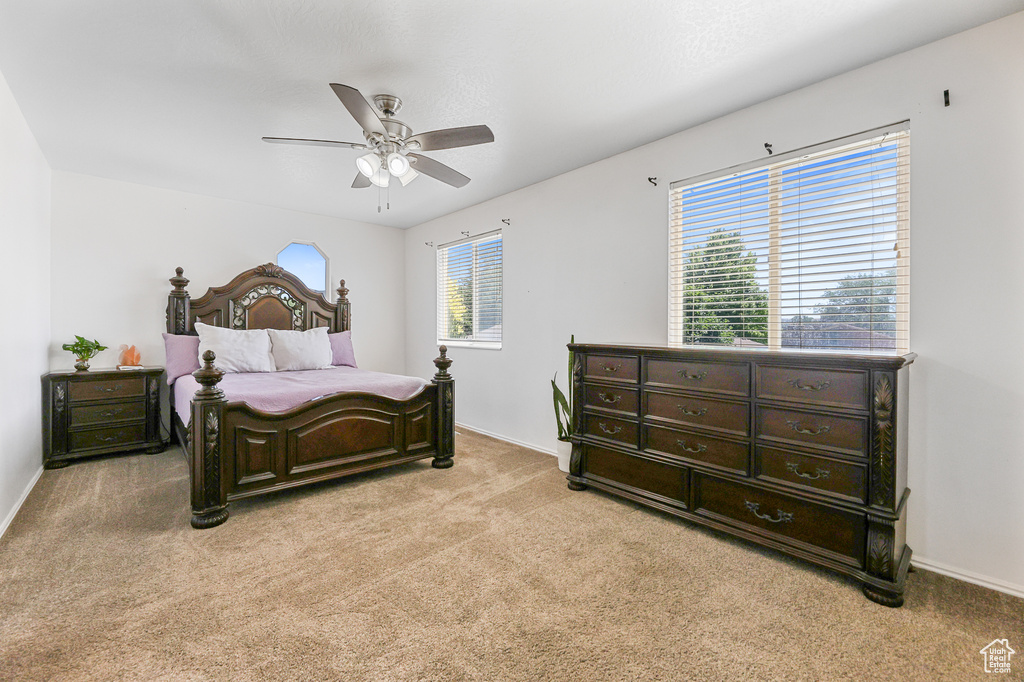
912 556 1024 599
455 422 557 457
0 465 43 541
459 423 1024 600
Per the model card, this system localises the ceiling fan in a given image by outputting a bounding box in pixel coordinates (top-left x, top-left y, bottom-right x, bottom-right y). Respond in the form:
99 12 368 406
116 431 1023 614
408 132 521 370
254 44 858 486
263 83 494 190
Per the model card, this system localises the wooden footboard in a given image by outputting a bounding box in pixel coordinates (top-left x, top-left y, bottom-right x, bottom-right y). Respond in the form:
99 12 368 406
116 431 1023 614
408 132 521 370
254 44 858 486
187 348 455 529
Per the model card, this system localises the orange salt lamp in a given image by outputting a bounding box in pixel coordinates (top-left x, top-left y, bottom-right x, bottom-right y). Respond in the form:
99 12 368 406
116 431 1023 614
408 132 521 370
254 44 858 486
118 344 142 367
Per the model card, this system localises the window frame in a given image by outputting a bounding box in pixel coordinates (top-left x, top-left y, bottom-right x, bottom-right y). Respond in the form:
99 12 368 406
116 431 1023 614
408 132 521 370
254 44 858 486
277 241 329 294
668 122 910 354
436 230 503 350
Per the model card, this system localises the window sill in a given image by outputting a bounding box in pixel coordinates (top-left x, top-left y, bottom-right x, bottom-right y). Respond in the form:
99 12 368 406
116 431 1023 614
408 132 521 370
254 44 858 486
438 340 502 351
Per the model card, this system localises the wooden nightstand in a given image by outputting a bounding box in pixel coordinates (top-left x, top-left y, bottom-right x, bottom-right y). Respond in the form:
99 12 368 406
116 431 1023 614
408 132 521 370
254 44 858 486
41 367 165 468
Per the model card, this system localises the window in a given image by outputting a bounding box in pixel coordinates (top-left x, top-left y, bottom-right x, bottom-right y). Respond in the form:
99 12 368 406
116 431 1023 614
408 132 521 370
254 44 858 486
669 123 909 353
437 230 502 348
277 242 328 293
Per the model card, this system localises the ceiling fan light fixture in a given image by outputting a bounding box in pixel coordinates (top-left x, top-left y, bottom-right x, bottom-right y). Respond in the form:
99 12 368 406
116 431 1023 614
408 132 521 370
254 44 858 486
398 168 419 186
369 167 391 188
355 153 380 178
387 152 411 177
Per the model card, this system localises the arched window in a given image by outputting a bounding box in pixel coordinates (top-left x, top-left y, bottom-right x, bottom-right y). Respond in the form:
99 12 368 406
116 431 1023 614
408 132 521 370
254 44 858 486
277 242 328 293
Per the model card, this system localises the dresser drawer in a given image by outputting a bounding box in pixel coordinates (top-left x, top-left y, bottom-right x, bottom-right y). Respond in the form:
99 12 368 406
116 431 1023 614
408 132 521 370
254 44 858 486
581 413 638 448
584 355 639 384
692 473 865 567
71 400 146 427
69 376 146 402
583 384 639 415
646 359 749 397
584 444 688 507
645 424 749 476
70 423 148 451
645 391 749 437
756 446 867 504
757 366 869 410
757 406 867 458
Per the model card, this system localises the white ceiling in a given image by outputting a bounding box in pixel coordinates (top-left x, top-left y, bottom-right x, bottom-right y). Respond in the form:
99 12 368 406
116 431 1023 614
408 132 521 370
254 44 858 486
1 1 1022 229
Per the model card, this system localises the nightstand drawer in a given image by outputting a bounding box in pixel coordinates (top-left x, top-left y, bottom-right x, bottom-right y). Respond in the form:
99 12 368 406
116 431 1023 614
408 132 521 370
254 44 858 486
757 405 867 458
757 366 869 410
646 359 749 397
585 355 639 384
70 423 147 451
71 400 146 426
69 377 146 402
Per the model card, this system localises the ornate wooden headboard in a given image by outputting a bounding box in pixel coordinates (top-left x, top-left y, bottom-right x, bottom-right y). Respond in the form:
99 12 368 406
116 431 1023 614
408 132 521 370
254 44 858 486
166 263 350 335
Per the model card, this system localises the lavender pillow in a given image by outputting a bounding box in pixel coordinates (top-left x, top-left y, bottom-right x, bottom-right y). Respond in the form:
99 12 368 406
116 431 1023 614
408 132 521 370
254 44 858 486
163 333 201 384
329 331 357 368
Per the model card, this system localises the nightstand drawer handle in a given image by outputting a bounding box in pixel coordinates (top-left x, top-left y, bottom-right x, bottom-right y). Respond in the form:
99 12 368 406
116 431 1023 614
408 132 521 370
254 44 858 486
677 405 707 417
99 408 124 418
598 393 621 404
786 379 831 392
785 462 830 480
96 385 123 393
745 501 794 524
597 422 622 435
97 435 120 443
677 369 707 381
602 364 620 373
786 420 831 436
675 439 707 454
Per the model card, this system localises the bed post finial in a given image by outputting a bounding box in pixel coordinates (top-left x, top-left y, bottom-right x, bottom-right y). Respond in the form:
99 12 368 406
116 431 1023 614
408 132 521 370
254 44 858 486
431 345 455 470
335 279 351 332
167 267 192 334
190 350 229 529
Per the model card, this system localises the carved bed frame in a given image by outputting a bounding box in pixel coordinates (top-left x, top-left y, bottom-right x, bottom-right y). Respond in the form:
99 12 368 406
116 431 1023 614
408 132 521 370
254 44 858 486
167 263 454 529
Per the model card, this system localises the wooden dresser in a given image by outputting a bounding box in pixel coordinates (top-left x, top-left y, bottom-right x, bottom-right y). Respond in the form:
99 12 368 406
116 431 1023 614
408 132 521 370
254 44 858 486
42 367 165 468
566 344 915 607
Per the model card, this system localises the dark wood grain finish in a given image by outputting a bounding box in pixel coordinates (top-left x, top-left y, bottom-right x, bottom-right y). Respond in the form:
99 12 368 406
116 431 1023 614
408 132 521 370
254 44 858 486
42 367 164 468
566 343 914 607
756 446 867 503
644 424 749 475
756 365 869 410
583 384 639 416
168 266 454 528
692 473 865 567
645 391 749 437
581 413 638 448
584 355 639 384
583 444 688 507
757 405 867 457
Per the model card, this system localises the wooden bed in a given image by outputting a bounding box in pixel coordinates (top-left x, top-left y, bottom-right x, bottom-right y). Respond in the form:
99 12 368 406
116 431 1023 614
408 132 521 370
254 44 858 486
166 263 454 529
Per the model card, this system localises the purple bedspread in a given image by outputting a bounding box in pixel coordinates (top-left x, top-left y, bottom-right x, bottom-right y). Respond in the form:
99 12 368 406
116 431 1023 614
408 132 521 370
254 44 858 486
172 367 430 421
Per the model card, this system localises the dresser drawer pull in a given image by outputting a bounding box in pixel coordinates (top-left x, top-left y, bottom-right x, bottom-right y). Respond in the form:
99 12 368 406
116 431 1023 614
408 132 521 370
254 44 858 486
675 439 707 454
598 393 622 404
785 462 830 480
96 385 123 393
786 379 831 392
602 364 620 373
786 420 832 436
676 369 707 381
97 435 120 443
745 501 794 524
598 422 622 435
99 408 124 418
677 405 707 416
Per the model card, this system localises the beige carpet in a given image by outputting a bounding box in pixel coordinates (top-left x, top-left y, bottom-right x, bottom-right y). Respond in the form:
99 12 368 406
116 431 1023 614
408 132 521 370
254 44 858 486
1 429 1021 681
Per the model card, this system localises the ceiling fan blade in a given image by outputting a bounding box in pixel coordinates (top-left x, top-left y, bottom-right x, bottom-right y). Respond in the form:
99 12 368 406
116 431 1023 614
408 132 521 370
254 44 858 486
406 125 494 151
408 153 470 188
329 83 388 139
262 137 368 150
352 172 371 189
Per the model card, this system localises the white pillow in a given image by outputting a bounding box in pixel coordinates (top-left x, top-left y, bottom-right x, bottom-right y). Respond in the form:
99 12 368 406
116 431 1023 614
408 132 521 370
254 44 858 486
195 322 276 373
267 327 333 371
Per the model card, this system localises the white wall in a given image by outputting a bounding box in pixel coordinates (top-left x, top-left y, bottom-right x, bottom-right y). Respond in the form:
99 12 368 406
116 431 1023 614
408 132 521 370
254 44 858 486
405 14 1024 593
49 173 407 381
0 68 51 534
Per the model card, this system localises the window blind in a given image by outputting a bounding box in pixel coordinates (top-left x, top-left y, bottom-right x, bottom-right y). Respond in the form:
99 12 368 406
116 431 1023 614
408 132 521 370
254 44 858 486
437 230 503 346
669 123 910 353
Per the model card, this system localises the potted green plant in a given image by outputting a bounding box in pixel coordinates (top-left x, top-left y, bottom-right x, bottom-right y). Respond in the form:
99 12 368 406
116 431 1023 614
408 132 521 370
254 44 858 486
62 335 108 371
551 335 574 472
